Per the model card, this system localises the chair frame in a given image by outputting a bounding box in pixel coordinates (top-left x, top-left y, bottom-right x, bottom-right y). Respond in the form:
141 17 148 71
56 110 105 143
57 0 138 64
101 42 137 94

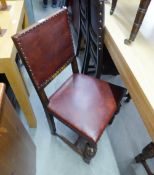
12 9 98 163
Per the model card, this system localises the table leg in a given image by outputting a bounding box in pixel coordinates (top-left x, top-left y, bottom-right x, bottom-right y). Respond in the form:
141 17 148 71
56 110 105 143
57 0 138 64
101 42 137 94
135 142 154 175
110 0 118 15
5 61 37 128
124 0 151 45
22 6 29 29
0 0 7 10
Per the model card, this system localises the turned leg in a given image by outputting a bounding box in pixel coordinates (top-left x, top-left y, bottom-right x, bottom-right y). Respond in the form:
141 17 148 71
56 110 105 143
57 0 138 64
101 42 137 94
135 142 154 175
124 0 151 45
110 0 118 15
83 142 97 163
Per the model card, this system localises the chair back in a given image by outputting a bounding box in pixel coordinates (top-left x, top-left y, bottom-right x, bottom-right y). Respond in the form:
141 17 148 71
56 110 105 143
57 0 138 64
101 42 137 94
12 9 75 90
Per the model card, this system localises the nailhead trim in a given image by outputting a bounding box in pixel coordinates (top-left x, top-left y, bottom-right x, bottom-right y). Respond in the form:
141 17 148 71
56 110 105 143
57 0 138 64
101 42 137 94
14 9 75 90
98 0 105 51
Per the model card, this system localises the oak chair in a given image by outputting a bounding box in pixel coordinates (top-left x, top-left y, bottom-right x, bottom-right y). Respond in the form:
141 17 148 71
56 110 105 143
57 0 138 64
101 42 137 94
12 8 126 163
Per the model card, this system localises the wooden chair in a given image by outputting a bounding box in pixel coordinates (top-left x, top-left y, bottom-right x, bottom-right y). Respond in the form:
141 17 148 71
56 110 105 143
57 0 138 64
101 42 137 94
12 8 126 163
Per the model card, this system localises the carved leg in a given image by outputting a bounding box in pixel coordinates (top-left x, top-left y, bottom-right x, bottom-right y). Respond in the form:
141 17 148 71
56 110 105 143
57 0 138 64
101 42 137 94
124 0 151 45
83 142 97 163
135 142 154 175
110 0 118 15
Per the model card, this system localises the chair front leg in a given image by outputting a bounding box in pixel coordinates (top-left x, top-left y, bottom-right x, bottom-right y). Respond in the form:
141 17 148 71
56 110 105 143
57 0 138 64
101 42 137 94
83 142 97 163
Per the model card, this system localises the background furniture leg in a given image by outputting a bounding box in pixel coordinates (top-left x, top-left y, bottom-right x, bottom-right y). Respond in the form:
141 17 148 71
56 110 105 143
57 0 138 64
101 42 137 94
124 0 151 45
135 142 154 175
110 0 118 15
5 61 37 128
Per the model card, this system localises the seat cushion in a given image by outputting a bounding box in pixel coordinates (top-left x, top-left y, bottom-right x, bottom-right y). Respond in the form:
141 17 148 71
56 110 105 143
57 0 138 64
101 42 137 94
47 74 124 143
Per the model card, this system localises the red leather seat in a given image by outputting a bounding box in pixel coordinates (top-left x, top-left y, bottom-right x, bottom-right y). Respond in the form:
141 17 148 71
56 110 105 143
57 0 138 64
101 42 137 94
48 74 123 143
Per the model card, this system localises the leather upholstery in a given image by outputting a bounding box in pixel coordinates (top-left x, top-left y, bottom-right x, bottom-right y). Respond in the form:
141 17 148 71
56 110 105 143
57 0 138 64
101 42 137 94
12 9 75 89
48 74 125 143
